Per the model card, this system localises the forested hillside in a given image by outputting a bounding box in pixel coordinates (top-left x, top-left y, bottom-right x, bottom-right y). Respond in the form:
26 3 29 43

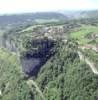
27 40 98 100
0 12 66 27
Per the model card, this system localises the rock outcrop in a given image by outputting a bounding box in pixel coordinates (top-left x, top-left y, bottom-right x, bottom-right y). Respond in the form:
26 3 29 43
20 37 56 76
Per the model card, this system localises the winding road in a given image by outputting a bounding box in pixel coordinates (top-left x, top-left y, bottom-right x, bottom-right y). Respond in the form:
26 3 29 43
27 79 45 100
78 51 98 75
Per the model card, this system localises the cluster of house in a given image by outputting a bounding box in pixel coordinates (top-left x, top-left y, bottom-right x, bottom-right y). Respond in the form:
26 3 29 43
32 25 68 40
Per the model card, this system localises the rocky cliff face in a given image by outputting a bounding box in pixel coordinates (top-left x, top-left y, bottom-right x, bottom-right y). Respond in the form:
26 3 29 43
20 37 56 76
0 33 17 52
3 39 16 52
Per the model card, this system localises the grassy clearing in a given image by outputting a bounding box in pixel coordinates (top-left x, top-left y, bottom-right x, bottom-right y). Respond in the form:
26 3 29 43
70 25 98 44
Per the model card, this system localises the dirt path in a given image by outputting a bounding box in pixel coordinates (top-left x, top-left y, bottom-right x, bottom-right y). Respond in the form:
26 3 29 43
78 51 98 75
27 79 45 100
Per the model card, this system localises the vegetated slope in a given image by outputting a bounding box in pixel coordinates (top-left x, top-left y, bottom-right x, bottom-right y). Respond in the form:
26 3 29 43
0 48 33 100
32 40 98 100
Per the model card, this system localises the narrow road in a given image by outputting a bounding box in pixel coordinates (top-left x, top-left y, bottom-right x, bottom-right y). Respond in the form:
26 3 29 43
78 51 98 75
27 79 45 100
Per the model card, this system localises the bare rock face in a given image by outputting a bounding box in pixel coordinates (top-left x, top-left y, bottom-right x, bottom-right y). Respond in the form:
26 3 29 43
20 37 56 76
0 90 2 96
